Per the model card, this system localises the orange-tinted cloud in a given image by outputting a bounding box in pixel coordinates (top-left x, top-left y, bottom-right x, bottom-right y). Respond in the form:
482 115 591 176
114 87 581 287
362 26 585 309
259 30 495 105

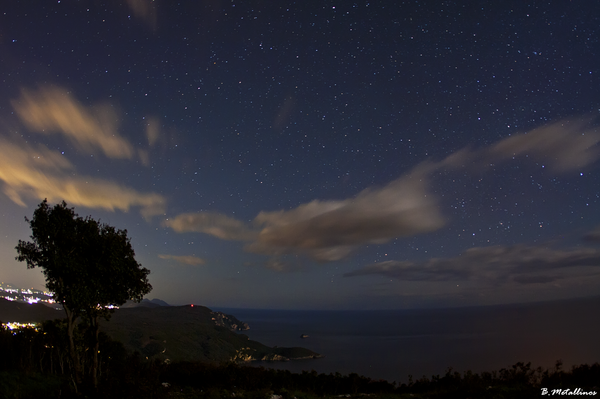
0 138 165 218
11 86 134 159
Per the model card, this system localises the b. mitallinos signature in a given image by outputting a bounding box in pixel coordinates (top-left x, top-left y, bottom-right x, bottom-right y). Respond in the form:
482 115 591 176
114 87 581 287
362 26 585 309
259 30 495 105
541 388 598 396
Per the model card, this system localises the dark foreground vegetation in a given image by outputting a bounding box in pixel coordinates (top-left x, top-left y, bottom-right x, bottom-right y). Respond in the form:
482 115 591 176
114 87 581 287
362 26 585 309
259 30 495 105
1 321 598 399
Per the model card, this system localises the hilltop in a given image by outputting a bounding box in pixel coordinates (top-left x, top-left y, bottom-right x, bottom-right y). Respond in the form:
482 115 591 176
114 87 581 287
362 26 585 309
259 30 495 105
120 298 172 308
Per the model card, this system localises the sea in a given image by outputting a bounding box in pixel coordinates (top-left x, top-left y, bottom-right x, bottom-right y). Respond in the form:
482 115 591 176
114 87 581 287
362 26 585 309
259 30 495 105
215 296 600 384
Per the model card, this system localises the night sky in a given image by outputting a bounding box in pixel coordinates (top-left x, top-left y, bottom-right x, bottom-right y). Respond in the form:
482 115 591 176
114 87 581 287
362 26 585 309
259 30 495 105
1 0 600 309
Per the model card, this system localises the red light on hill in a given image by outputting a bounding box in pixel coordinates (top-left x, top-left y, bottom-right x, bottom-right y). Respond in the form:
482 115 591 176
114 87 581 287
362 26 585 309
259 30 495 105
191 304 194 307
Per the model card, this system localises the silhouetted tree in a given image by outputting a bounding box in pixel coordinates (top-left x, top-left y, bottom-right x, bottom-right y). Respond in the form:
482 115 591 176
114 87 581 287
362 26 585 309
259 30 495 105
15 199 152 390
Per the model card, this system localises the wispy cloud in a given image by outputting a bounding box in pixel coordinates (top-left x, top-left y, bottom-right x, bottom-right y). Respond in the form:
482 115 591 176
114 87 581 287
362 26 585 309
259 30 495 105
166 118 600 266
247 173 443 261
243 257 305 273
0 137 165 218
486 118 600 172
164 212 258 241
264 258 297 272
344 245 600 285
584 225 600 243
11 86 134 159
126 0 158 30
164 172 443 262
145 116 161 147
432 118 600 173
158 254 205 266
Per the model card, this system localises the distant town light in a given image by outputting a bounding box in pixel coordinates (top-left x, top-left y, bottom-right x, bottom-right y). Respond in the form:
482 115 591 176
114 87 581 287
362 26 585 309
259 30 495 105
3 322 38 331
0 283 58 306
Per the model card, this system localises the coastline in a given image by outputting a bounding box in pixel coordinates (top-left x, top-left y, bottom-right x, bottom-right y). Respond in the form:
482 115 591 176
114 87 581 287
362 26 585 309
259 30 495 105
217 296 600 383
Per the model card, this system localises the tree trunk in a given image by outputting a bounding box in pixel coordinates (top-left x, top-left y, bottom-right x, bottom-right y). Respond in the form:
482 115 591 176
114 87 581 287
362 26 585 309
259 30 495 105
58 348 65 374
64 305 81 389
91 315 100 389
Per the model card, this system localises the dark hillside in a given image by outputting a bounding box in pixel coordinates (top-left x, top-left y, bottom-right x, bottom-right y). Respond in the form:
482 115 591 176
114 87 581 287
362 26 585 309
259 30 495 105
0 299 62 323
0 299 321 363
100 304 321 363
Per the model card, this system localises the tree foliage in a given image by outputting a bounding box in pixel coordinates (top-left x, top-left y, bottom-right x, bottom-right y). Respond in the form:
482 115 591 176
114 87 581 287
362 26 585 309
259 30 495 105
16 200 152 316
15 199 152 389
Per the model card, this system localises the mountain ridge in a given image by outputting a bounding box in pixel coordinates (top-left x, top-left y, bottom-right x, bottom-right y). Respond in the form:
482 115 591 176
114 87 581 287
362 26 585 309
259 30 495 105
0 298 322 363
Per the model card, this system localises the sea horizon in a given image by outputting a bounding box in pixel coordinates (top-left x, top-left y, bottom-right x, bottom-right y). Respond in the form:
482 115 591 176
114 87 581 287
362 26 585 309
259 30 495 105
214 295 600 383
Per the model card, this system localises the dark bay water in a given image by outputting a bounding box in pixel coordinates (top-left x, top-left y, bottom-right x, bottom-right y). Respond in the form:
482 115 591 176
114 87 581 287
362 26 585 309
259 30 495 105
216 296 600 383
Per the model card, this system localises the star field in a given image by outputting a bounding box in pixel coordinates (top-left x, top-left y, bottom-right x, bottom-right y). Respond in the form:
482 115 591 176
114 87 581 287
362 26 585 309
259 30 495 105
1 0 600 309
